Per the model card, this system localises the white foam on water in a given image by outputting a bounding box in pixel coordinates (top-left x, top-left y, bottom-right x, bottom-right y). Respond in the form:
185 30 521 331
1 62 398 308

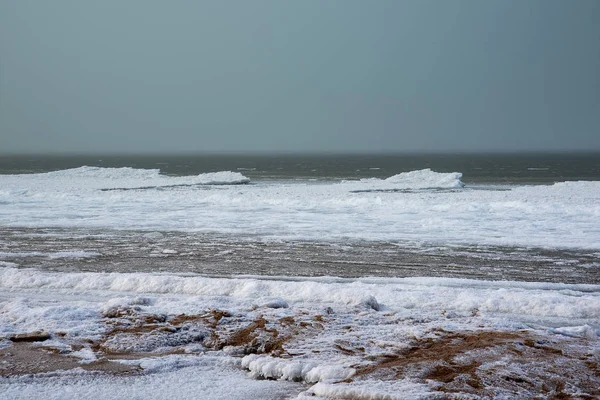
0 251 100 260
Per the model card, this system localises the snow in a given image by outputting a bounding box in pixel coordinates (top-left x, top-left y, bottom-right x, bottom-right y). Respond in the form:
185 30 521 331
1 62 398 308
308 380 439 400
242 354 354 382
550 325 599 339
0 261 18 268
1 268 599 325
1 167 599 249
0 355 301 400
0 267 598 399
263 297 289 309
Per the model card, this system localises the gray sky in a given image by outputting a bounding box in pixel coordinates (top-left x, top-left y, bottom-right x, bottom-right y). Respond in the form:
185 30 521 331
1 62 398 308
1 0 599 154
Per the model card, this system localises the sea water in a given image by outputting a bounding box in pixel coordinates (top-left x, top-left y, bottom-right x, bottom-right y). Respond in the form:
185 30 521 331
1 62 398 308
0 153 599 399
0 153 599 282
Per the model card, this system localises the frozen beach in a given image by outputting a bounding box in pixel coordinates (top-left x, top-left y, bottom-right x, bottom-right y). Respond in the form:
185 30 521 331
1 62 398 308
1 163 599 398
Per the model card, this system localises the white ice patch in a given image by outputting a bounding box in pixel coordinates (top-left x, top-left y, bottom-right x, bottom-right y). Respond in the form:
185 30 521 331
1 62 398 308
242 354 354 383
308 380 439 400
0 268 598 399
101 296 154 318
0 261 18 267
193 171 251 185
263 297 289 309
47 251 101 259
0 297 100 337
1 268 599 328
353 168 465 190
0 355 301 400
550 325 599 339
70 347 98 363
0 166 249 192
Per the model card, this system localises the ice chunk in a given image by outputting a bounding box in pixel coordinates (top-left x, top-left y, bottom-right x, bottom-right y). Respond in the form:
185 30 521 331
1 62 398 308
349 169 465 190
550 325 598 339
263 298 289 309
242 354 354 383
359 295 381 311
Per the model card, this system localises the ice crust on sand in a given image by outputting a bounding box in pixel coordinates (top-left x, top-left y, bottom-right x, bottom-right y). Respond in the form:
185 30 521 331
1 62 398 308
0 355 300 400
0 267 598 399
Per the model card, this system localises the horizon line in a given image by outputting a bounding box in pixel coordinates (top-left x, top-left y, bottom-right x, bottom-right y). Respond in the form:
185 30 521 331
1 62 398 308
2 149 600 157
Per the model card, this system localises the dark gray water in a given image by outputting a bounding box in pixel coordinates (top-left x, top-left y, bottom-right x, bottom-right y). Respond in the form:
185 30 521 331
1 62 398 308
1 227 598 284
1 153 599 184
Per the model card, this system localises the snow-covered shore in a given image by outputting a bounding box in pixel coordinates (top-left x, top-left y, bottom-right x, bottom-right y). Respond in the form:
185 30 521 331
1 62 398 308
1 267 598 399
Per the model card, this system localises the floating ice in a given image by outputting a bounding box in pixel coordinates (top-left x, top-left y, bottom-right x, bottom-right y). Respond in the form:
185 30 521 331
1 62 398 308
380 168 465 189
263 297 289 309
0 166 250 192
0 168 599 250
47 251 101 259
345 168 464 191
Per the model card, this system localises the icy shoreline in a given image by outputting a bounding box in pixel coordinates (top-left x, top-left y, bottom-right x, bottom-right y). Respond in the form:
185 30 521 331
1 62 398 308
1 267 598 399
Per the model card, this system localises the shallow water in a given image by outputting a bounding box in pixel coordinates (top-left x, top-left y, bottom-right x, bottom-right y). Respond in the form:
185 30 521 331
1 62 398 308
1 228 598 284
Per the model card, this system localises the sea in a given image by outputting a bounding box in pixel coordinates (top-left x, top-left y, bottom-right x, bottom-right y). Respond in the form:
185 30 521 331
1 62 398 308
1 153 599 399
0 152 599 282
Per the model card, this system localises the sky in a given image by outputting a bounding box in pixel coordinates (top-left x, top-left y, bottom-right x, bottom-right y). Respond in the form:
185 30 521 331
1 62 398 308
1 0 599 154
